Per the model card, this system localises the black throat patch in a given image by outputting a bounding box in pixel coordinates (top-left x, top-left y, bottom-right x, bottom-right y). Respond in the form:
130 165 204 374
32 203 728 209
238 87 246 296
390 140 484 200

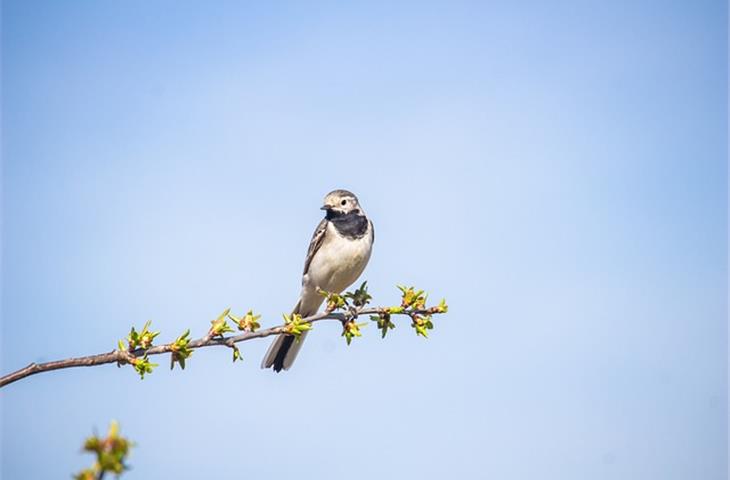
326 210 369 239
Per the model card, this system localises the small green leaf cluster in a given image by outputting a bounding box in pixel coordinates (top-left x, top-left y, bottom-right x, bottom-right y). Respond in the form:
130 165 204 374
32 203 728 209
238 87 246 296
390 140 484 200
283 313 312 339
318 289 347 312
370 311 396 338
120 320 160 352
116 321 161 379
397 286 442 338
170 329 193 370
228 309 261 332
73 421 132 480
398 285 427 310
209 308 235 337
411 315 435 338
131 356 158 379
342 320 367 345
320 281 373 314
344 281 372 307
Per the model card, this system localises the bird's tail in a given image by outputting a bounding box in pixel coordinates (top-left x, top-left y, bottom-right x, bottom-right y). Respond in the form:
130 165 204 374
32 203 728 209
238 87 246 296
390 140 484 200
261 299 309 372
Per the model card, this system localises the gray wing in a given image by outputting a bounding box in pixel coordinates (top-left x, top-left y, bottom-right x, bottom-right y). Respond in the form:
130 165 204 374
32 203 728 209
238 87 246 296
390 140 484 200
303 218 328 275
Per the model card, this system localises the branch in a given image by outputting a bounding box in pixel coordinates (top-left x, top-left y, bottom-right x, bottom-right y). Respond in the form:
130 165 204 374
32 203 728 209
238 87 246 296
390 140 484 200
0 284 447 388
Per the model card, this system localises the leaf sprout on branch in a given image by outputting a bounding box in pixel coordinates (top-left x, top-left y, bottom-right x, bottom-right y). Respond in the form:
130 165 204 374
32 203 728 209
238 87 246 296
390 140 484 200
0 283 448 387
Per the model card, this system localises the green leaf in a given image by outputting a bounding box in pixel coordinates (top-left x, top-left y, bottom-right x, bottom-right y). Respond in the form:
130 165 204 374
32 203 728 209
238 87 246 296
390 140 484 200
318 289 347 311
131 355 158 379
411 314 434 338
283 313 313 339
398 285 428 309
342 320 366 345
344 281 372 307
232 346 242 363
170 329 193 370
209 308 234 337
125 320 160 350
229 309 261 332
370 312 396 338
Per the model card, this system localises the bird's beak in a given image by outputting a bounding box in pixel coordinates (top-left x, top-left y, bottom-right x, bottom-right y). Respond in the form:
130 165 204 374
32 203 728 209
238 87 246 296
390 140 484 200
320 204 332 211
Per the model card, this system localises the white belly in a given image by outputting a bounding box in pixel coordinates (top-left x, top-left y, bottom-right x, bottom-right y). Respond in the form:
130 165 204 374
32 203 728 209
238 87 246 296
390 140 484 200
305 223 373 294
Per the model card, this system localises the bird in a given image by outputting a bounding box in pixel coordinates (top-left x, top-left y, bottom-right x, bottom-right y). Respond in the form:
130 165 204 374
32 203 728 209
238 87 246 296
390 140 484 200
261 189 374 372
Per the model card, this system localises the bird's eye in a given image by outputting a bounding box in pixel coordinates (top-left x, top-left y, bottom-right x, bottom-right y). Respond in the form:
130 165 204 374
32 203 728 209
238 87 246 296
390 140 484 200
340 199 347 206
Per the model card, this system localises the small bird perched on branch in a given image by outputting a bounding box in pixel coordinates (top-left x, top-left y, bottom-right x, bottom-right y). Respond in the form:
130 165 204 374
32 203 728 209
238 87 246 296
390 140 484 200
261 189 374 372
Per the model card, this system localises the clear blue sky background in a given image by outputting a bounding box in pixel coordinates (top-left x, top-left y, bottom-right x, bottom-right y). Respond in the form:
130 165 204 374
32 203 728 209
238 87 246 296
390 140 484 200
1 1 727 479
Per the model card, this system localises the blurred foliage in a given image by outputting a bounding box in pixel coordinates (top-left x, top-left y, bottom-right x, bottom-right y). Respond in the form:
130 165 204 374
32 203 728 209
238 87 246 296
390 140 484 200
73 421 132 480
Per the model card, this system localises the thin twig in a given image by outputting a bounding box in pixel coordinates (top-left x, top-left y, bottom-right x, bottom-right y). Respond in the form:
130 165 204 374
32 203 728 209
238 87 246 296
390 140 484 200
0 307 437 388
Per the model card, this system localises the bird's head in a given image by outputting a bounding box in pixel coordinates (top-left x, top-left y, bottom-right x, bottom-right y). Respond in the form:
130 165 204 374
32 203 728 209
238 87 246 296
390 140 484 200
321 189 364 217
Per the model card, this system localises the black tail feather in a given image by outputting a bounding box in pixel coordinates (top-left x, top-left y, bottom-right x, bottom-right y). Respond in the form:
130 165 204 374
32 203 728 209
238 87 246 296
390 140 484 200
272 335 295 373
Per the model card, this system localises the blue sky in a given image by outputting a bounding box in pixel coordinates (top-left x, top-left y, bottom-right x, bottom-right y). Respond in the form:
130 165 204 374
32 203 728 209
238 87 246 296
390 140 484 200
1 1 727 479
